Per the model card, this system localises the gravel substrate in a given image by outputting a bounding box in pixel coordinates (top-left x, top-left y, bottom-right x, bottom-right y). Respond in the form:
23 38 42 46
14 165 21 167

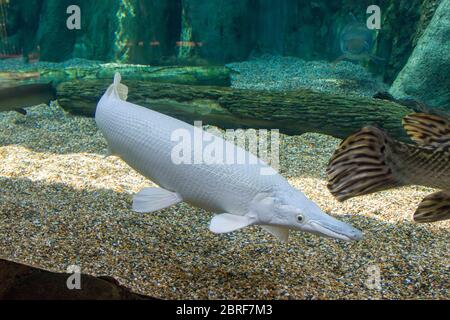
227 55 389 97
0 103 448 300
0 58 102 72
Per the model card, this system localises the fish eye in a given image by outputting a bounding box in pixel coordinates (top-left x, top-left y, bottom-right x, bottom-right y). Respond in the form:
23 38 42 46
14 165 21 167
297 214 304 223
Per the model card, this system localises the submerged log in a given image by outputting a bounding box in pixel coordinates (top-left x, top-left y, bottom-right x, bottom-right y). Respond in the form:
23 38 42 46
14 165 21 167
0 259 152 300
57 79 414 140
0 64 231 87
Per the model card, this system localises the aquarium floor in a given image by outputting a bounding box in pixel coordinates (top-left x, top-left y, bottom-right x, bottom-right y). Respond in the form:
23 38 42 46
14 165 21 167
0 104 448 299
227 55 389 97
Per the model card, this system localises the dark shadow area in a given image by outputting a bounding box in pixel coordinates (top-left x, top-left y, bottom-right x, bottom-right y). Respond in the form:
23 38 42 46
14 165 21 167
0 258 153 300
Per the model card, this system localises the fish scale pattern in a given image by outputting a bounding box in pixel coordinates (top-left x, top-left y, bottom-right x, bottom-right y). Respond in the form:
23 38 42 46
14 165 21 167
392 142 450 190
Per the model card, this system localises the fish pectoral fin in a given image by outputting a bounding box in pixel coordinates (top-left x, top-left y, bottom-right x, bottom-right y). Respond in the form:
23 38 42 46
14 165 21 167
326 126 402 201
413 191 450 223
15 108 27 115
209 214 254 234
262 225 289 242
132 187 182 213
402 113 450 147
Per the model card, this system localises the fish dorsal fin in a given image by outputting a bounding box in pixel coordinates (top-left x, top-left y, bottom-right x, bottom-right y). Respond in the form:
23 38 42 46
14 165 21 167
262 225 289 242
402 113 450 148
109 72 129 101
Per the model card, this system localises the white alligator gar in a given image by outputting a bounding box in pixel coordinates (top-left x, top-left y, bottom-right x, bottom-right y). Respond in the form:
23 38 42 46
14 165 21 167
95 73 363 242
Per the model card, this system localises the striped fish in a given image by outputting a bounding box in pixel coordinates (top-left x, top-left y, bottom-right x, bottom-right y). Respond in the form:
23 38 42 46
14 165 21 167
326 113 450 223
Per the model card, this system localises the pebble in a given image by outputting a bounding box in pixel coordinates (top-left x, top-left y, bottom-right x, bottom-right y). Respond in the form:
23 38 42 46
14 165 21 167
226 55 389 97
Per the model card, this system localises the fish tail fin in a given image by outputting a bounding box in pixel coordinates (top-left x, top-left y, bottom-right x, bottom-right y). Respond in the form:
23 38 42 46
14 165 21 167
327 126 403 201
414 191 450 223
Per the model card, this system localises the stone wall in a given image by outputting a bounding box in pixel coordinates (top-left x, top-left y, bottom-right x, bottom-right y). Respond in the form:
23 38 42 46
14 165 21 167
390 0 450 109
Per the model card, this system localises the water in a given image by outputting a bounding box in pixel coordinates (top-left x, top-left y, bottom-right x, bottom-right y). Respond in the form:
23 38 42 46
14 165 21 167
0 0 448 300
